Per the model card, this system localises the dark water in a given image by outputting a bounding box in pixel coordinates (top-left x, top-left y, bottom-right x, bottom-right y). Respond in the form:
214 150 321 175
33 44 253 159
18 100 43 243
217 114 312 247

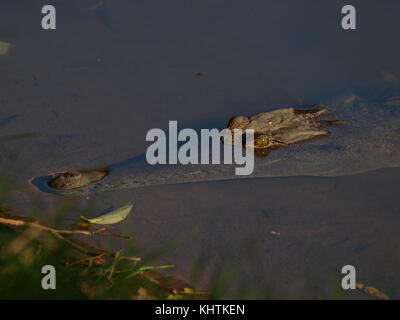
1 0 400 298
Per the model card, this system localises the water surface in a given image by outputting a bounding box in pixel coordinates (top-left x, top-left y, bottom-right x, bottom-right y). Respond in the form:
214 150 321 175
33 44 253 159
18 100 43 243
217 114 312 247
1 0 400 298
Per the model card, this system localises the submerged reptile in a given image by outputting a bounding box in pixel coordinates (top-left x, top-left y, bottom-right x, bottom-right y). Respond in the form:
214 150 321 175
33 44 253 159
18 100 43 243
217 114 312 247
47 169 109 190
224 107 342 156
34 89 400 195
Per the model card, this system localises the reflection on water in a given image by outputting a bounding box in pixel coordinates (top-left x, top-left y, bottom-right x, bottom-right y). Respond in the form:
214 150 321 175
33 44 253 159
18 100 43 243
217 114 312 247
1 0 400 298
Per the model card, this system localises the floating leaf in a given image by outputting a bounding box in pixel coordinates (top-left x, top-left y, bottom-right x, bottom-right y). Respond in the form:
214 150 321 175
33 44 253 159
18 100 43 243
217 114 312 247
0 41 12 56
80 203 133 225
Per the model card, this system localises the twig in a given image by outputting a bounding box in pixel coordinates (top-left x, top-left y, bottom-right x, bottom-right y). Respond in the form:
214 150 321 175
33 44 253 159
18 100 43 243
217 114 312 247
0 217 130 238
66 253 106 266
50 230 95 255
0 216 140 262
113 254 141 262
356 283 390 300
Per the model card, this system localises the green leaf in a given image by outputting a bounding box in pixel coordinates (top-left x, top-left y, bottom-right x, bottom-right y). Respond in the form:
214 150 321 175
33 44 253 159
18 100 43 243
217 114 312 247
0 41 12 56
80 203 133 225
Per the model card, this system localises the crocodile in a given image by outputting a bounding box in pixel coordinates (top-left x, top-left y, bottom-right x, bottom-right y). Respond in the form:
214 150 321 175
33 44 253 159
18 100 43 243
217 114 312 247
32 89 400 195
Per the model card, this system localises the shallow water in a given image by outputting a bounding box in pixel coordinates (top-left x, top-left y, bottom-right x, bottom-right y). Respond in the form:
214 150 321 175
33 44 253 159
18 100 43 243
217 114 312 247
1 0 400 298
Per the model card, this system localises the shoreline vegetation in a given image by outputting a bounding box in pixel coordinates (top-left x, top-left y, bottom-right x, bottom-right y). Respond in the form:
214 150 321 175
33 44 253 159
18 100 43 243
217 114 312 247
0 207 208 300
0 200 207 299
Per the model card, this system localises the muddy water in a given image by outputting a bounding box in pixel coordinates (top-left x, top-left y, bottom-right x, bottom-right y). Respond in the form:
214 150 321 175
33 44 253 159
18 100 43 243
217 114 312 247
1 0 400 298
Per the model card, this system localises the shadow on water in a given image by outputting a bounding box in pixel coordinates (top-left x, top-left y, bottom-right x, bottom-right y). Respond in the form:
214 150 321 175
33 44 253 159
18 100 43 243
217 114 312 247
30 175 67 195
